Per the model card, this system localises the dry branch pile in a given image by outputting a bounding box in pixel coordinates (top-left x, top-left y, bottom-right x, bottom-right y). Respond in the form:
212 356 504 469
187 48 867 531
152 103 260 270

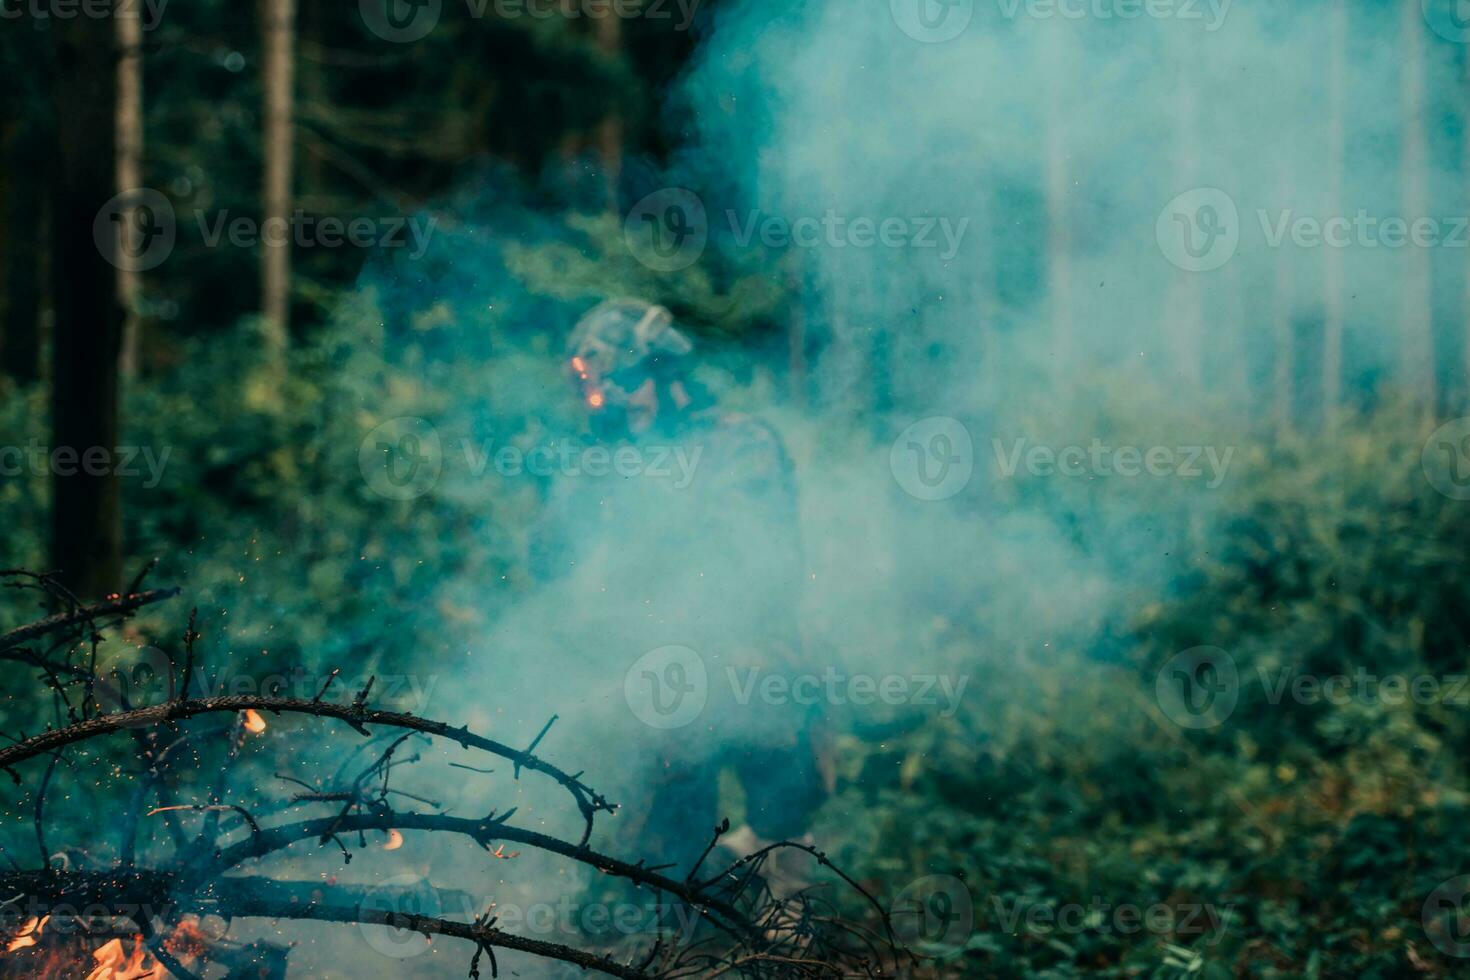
0 569 909 978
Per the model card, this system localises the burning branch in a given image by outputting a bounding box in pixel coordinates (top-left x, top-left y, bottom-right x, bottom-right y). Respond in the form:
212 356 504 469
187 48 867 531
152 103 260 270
0 580 905 979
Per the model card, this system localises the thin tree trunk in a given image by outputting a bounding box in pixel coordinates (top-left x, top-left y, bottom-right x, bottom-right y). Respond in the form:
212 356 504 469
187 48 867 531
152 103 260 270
1042 25 1072 359
1323 0 1346 429
594 12 623 211
1401 0 1435 412
117 5 144 380
260 0 296 346
50 14 124 597
1172 62 1203 385
1464 47 1470 410
1 116 43 385
1273 163 1294 434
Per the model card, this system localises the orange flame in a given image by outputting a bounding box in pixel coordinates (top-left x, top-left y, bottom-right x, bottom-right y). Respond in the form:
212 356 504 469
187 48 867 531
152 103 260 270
242 709 267 734
5 915 48 952
84 936 158 980
383 829 404 851
490 844 521 860
587 392 605 409
84 918 210 979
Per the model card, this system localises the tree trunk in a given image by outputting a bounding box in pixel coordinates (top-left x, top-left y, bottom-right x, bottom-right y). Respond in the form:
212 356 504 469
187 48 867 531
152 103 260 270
594 11 623 211
117 4 144 380
1323 0 1346 429
1171 55 1203 386
1400 0 1434 412
50 14 124 597
0 114 43 385
260 0 296 345
1464 46 1470 410
1273 162 1294 434
1042 24 1072 360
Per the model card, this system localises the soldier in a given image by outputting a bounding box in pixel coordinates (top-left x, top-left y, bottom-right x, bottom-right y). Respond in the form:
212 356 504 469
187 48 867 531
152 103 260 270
559 297 826 881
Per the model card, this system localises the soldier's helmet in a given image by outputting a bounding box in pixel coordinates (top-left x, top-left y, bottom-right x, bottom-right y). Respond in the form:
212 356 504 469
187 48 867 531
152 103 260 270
566 299 693 416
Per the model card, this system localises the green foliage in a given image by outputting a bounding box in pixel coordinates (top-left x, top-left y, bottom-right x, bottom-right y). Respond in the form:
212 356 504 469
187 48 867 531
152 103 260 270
821 407 1470 977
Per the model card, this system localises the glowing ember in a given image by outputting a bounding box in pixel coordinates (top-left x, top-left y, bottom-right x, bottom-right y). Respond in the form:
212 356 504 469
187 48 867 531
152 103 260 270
5 915 48 952
571 356 587 376
242 709 267 734
490 844 521 860
383 829 404 851
587 392 605 409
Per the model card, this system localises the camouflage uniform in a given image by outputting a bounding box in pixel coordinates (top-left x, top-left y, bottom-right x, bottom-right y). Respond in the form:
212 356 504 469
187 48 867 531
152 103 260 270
554 300 825 872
